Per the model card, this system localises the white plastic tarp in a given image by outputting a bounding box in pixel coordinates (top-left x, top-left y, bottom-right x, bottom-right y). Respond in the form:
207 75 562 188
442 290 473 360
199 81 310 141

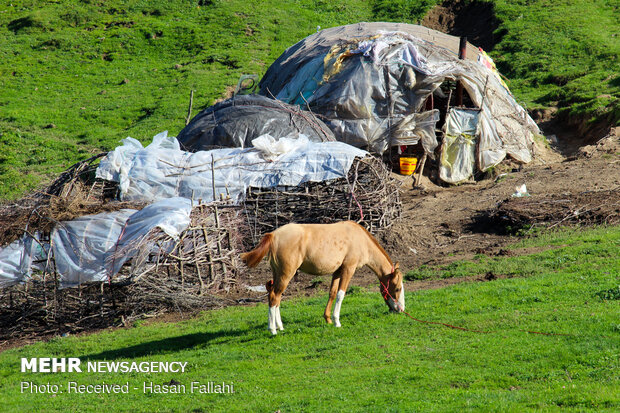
105 197 192 277
440 108 480 184
0 235 48 288
49 197 193 287
390 109 440 152
96 132 368 204
51 209 137 286
0 239 25 287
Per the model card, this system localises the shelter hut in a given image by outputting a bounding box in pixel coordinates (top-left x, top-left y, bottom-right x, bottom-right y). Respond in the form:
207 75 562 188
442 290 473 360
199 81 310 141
258 22 540 184
177 94 335 151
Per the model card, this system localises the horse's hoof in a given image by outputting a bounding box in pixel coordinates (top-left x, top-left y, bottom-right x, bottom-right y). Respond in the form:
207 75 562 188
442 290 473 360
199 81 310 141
334 320 341 328
270 329 277 335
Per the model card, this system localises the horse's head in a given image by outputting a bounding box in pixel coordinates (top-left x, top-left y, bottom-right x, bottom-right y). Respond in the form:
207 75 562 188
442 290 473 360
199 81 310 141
380 262 405 313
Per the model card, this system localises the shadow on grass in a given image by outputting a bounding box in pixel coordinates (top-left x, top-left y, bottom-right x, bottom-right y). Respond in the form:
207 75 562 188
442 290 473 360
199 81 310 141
83 329 248 360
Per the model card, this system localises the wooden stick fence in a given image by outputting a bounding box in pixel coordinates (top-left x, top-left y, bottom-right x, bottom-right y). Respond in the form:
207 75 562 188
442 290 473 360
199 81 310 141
243 156 401 243
119 202 247 313
0 153 402 340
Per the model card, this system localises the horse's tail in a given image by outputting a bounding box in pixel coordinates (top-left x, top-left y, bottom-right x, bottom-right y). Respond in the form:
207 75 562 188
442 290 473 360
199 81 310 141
240 233 274 268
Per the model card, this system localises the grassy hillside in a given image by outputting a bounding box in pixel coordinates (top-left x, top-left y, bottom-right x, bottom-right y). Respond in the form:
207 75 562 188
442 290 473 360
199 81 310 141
491 0 620 127
0 226 618 411
0 0 618 200
0 0 376 199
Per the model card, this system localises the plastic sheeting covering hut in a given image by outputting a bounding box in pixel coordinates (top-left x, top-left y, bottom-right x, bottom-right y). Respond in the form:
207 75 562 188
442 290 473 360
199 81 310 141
176 94 335 151
259 22 540 183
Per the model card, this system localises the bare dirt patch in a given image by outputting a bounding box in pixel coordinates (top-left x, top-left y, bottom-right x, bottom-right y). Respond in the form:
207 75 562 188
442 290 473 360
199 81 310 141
383 137 619 270
531 109 616 155
421 0 500 51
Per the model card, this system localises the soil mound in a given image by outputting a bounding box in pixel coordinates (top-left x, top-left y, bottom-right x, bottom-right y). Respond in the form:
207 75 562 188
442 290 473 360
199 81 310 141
421 0 500 50
576 131 620 159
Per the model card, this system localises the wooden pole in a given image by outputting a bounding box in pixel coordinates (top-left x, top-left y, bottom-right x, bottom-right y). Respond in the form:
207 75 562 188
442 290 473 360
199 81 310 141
213 205 227 277
211 154 216 202
414 153 427 188
455 36 467 107
185 90 194 125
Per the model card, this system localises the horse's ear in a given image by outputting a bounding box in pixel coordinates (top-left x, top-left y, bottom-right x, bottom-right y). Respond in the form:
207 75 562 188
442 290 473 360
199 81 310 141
394 262 400 270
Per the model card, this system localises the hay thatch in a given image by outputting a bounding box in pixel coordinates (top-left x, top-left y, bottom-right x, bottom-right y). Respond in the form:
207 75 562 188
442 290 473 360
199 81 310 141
242 156 401 243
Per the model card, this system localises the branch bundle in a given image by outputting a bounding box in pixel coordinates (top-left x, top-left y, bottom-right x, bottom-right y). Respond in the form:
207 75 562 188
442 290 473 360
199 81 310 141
0 153 137 246
489 189 620 232
0 278 129 340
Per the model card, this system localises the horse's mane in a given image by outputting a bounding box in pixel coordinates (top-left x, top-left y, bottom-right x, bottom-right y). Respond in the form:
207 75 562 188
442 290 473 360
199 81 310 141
354 222 393 265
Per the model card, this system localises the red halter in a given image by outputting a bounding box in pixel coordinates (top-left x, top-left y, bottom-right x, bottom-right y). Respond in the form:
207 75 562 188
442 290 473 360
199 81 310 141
380 279 391 302
382 265 396 301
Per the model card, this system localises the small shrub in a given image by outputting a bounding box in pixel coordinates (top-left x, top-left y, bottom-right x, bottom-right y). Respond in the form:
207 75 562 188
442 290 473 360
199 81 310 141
594 285 620 301
405 265 436 281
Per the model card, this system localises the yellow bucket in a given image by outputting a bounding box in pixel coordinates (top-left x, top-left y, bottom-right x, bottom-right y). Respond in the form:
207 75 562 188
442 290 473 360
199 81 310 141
399 156 418 175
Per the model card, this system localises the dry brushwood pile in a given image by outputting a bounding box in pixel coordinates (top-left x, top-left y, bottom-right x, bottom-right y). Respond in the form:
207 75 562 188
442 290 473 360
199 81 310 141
0 153 137 246
489 189 620 232
118 202 248 314
0 202 248 341
243 156 401 243
0 156 139 339
0 155 252 339
0 279 130 340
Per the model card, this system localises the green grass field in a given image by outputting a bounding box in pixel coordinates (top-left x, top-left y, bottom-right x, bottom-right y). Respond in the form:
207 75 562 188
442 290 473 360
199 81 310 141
1 2 619 411
1 226 618 411
0 0 619 200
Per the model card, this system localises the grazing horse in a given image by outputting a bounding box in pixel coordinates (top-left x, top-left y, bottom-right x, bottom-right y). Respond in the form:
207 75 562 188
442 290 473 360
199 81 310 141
240 221 405 335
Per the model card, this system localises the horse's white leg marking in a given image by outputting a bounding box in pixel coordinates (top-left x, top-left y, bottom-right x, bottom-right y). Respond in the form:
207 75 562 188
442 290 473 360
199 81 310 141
333 290 346 328
275 305 284 331
398 282 405 312
268 306 277 335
